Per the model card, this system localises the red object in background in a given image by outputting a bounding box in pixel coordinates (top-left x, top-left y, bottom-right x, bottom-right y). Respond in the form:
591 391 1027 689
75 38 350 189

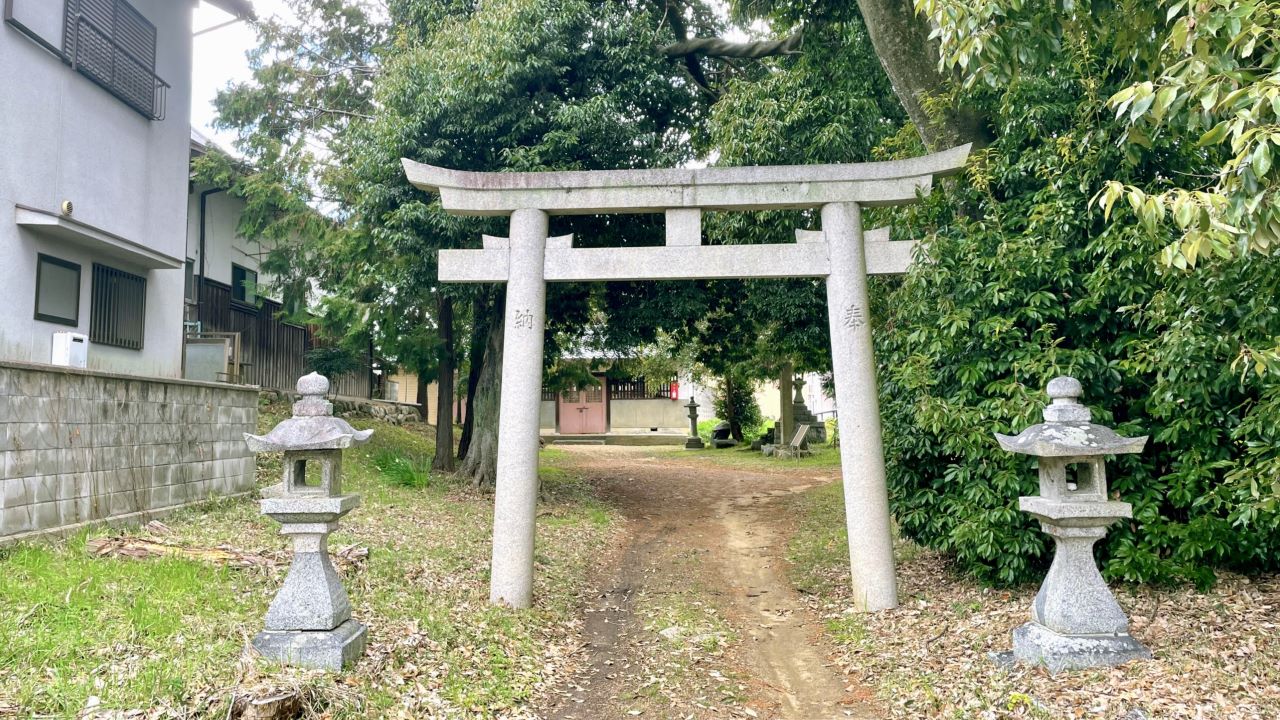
670 382 679 400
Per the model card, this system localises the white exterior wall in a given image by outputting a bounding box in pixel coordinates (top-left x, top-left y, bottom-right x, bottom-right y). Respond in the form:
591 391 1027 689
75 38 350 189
0 0 194 378
186 183 276 289
610 399 686 431
755 372 836 420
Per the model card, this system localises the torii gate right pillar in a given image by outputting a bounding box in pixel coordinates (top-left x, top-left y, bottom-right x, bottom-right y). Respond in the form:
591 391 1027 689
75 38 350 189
823 201 898 612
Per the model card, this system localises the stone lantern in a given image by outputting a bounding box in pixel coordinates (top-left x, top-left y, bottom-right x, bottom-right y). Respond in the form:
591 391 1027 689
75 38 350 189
243 372 373 671
684 398 704 449
994 376 1151 672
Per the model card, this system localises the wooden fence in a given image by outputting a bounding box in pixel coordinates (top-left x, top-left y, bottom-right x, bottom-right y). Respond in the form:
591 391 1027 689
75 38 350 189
193 278 372 397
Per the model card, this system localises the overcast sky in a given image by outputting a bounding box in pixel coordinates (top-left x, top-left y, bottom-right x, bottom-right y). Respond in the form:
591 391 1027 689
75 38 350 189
191 0 295 151
191 1 750 154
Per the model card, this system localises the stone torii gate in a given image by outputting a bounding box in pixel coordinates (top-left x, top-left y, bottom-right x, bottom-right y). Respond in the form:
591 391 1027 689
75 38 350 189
403 145 970 612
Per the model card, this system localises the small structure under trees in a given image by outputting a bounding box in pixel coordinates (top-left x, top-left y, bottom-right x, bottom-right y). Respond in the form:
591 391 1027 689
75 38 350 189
405 145 970 612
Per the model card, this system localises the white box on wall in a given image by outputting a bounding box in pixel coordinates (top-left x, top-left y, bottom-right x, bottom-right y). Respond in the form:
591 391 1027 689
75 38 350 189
51 331 88 368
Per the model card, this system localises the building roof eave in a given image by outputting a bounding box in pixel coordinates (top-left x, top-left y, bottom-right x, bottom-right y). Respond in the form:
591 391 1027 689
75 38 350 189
204 0 256 20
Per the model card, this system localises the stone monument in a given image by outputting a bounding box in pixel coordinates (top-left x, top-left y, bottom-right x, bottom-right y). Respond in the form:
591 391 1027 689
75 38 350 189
994 376 1151 672
710 421 737 449
243 372 373 671
684 398 705 449
790 377 826 444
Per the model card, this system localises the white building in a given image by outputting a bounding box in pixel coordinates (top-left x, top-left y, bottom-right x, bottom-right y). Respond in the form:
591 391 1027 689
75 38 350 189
1 0 254 378
183 129 376 397
0 0 266 544
187 129 276 317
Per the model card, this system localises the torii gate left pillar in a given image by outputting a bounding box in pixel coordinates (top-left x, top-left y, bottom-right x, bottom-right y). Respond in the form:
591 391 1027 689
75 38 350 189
405 145 970 611
489 208 549 605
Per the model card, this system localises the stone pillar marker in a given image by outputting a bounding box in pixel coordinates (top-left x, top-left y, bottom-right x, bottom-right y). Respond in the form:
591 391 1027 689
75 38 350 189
489 208 549 609
243 372 373 671
778 364 794 447
994 376 1151 672
684 398 704 449
821 201 898 612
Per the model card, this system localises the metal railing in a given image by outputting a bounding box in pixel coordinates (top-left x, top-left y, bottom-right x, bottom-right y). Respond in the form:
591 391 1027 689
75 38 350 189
67 12 168 121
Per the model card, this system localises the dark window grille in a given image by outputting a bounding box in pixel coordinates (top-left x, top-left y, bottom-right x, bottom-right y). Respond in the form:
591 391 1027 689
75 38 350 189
62 0 168 120
608 378 673 400
90 263 146 349
541 389 557 402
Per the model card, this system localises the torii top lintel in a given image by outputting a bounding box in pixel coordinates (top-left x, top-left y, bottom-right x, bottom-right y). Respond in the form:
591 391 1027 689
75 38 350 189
401 144 971 216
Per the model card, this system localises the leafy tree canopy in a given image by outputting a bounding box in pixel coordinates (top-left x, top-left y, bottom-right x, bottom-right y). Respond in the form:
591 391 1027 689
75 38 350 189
866 0 1280 586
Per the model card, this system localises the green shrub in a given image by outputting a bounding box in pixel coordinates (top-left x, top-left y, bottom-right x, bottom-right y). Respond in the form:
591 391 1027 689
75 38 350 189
875 67 1280 588
697 418 720 444
712 376 762 441
372 449 431 489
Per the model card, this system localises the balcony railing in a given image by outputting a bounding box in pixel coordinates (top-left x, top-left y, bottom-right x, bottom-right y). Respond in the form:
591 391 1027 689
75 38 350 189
67 12 168 121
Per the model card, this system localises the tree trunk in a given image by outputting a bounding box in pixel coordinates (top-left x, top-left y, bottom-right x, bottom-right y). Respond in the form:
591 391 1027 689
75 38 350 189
724 375 743 442
415 368 430 423
458 294 491 460
459 295 504 490
433 295 456 472
855 0 992 150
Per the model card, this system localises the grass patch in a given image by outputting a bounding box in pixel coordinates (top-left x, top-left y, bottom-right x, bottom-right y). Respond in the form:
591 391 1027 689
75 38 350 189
0 536 258 714
371 448 431 489
786 481 849 596
0 403 619 718
671 443 842 471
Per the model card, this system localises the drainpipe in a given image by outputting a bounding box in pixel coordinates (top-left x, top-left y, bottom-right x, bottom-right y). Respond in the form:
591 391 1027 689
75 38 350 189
196 186 226 322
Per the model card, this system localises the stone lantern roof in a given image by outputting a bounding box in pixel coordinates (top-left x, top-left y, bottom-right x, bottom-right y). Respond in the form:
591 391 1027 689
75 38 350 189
994 377 1147 458
244 373 374 452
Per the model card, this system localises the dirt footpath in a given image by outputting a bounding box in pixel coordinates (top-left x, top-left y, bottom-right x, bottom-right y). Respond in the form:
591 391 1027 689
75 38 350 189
537 447 881 720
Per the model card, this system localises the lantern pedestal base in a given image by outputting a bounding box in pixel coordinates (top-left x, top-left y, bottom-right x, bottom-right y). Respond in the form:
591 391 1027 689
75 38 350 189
684 437 705 449
253 619 367 671
993 621 1150 674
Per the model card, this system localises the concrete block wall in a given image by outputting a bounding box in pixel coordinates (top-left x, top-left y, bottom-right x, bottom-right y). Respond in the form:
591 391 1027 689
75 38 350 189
0 361 258 541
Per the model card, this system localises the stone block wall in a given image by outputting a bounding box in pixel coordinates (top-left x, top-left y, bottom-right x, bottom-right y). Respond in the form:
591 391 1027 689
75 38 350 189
260 388 420 425
0 361 258 541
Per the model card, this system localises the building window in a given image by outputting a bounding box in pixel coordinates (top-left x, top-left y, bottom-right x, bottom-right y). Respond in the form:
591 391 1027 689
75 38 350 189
90 264 146 349
231 264 258 306
34 254 81 326
184 258 195 304
62 0 169 120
